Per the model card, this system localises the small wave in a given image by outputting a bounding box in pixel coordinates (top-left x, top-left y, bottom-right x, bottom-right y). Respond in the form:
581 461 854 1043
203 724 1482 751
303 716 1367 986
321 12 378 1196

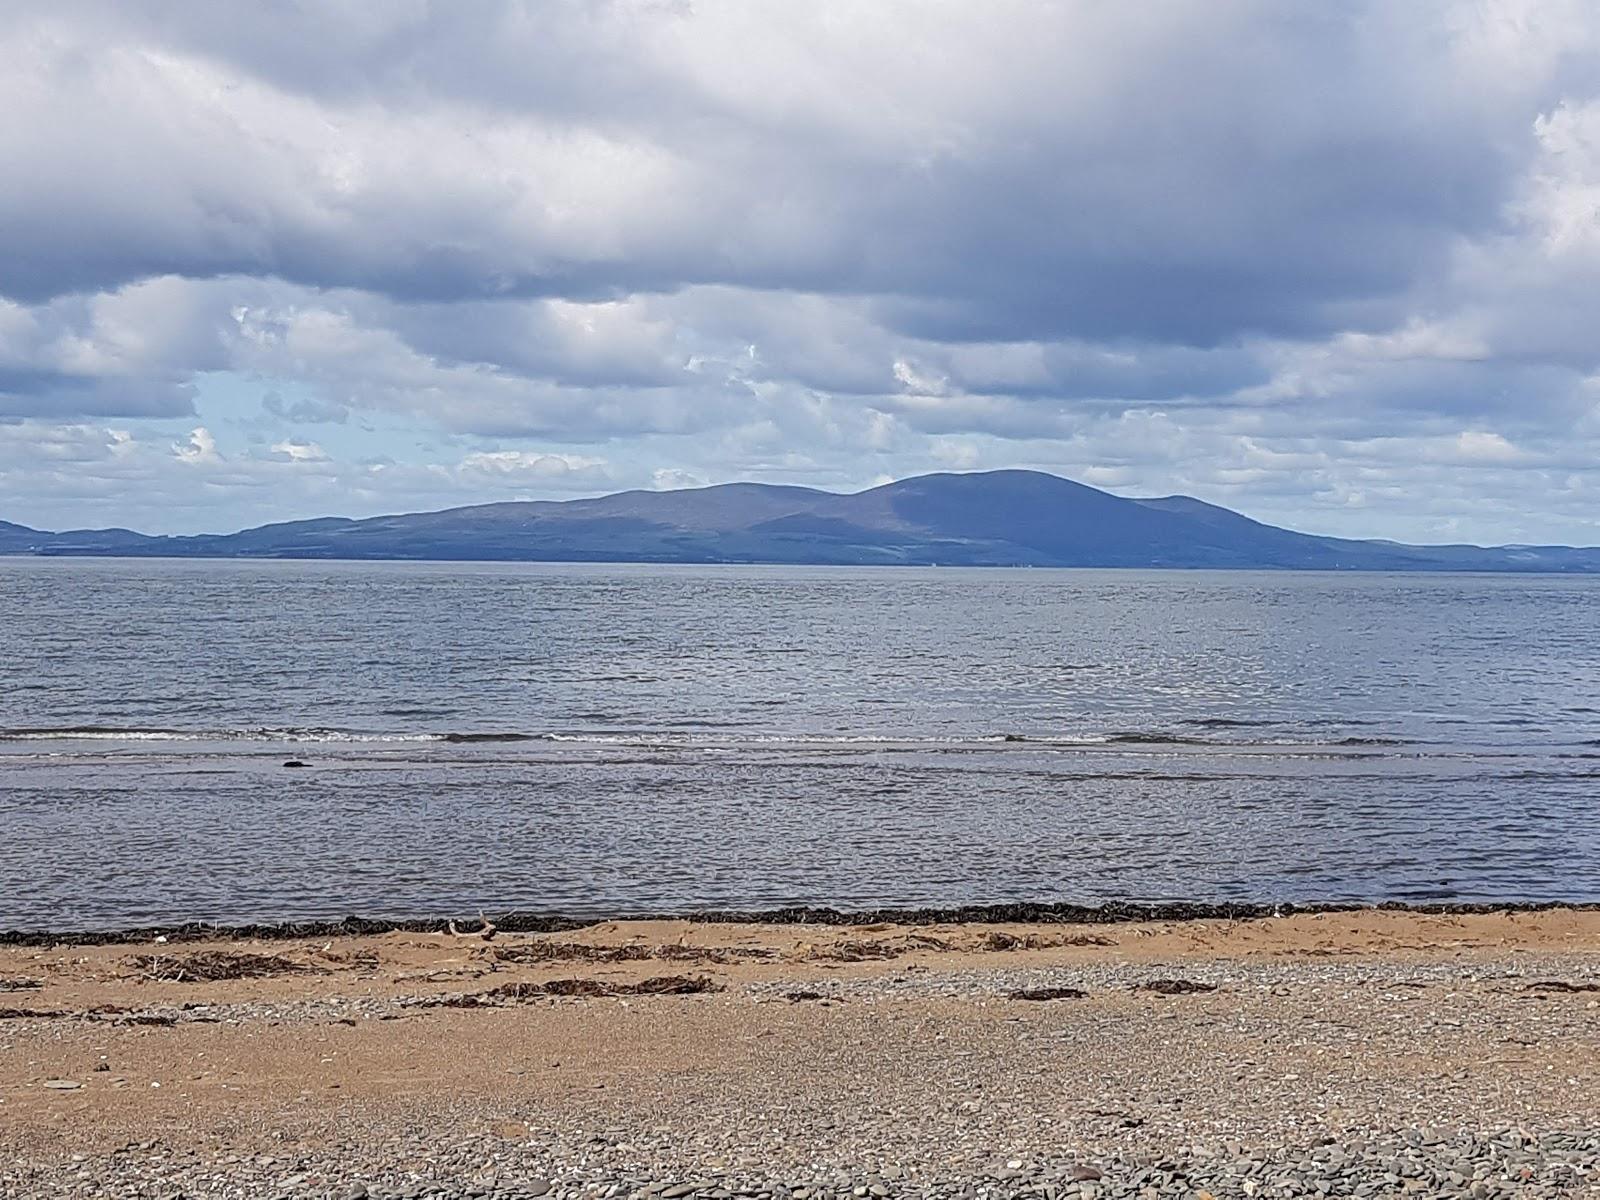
539 732 1027 748
995 733 1112 745
440 732 540 744
535 731 1132 750
0 725 1423 754
1105 731 1212 746
0 726 208 742
1106 728 1419 749
542 732 932 746
0 726 441 744
264 728 442 744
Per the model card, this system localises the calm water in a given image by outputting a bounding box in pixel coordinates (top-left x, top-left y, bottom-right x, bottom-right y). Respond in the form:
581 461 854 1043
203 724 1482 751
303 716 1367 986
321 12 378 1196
2 558 1597 929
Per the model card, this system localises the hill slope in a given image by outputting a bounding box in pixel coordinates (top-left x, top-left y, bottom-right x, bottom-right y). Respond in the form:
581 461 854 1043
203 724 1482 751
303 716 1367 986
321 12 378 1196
4 470 1599 571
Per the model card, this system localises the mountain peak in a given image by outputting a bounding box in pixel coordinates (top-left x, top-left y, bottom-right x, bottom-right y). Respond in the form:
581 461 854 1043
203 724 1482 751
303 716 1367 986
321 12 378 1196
3 471 1597 572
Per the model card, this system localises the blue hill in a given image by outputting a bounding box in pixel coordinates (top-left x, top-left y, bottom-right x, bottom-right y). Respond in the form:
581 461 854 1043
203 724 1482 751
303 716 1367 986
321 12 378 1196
5 470 1599 571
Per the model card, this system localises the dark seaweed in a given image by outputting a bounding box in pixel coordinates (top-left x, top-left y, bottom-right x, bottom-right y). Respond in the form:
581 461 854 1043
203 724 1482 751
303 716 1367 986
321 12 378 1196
2 900 1594 949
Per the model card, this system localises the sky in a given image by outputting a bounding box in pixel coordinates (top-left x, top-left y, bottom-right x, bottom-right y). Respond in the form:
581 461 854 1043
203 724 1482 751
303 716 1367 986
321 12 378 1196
5 2 1600 544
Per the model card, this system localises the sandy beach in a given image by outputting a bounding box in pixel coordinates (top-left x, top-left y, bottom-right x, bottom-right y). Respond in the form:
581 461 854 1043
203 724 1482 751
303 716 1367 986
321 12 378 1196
2 908 1598 1198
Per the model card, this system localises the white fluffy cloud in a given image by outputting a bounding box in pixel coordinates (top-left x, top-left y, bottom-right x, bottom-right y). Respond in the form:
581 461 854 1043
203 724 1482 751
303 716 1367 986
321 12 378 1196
3 1 1600 542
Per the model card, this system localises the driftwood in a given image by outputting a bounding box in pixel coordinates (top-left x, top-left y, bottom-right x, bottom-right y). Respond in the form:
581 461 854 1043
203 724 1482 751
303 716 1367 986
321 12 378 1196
447 915 498 941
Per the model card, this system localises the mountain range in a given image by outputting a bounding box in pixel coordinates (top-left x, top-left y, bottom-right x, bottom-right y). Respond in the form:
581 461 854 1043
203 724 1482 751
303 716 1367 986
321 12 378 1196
4 470 1599 571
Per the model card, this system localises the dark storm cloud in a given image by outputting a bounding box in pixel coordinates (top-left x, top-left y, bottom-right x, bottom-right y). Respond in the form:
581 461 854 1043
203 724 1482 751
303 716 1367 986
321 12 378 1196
0 371 195 420
0 2 1550 343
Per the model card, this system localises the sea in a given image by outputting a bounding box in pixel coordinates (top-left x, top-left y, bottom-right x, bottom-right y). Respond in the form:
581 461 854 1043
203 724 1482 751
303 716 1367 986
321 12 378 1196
2 558 1598 930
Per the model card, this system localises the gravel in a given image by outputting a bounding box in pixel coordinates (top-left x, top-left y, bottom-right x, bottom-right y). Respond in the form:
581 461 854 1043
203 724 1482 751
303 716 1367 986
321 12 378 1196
5 954 1598 1198
1 955 1595 1034
4 1127 1597 1199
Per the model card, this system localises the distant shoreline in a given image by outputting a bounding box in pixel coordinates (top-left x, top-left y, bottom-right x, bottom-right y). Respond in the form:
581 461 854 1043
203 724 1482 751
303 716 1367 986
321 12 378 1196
5 898 1598 947
8 469 1600 572
7 552 1600 575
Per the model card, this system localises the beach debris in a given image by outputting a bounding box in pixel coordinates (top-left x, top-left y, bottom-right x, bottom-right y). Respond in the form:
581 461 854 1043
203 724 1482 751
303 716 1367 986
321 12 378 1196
531 975 720 998
447 916 498 941
1524 979 1600 993
0 1006 68 1020
0 976 43 991
1134 978 1219 995
1006 986 1088 1001
314 946 380 969
982 931 1026 950
799 939 905 962
126 950 316 983
784 990 831 1002
42 1079 82 1090
412 974 723 1009
491 939 772 966
981 930 1114 951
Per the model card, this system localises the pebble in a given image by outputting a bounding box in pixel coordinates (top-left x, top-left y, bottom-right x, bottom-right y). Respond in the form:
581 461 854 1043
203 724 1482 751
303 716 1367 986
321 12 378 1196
6 955 1600 1198
4 1127 1596 1199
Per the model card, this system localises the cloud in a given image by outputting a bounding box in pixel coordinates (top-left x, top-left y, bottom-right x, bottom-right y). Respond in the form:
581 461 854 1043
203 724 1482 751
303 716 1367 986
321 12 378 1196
0 4 1547 331
262 390 348 425
652 467 710 491
1451 430 1525 463
0 419 623 534
2 3 1600 542
457 449 609 483
174 426 220 463
269 438 329 463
